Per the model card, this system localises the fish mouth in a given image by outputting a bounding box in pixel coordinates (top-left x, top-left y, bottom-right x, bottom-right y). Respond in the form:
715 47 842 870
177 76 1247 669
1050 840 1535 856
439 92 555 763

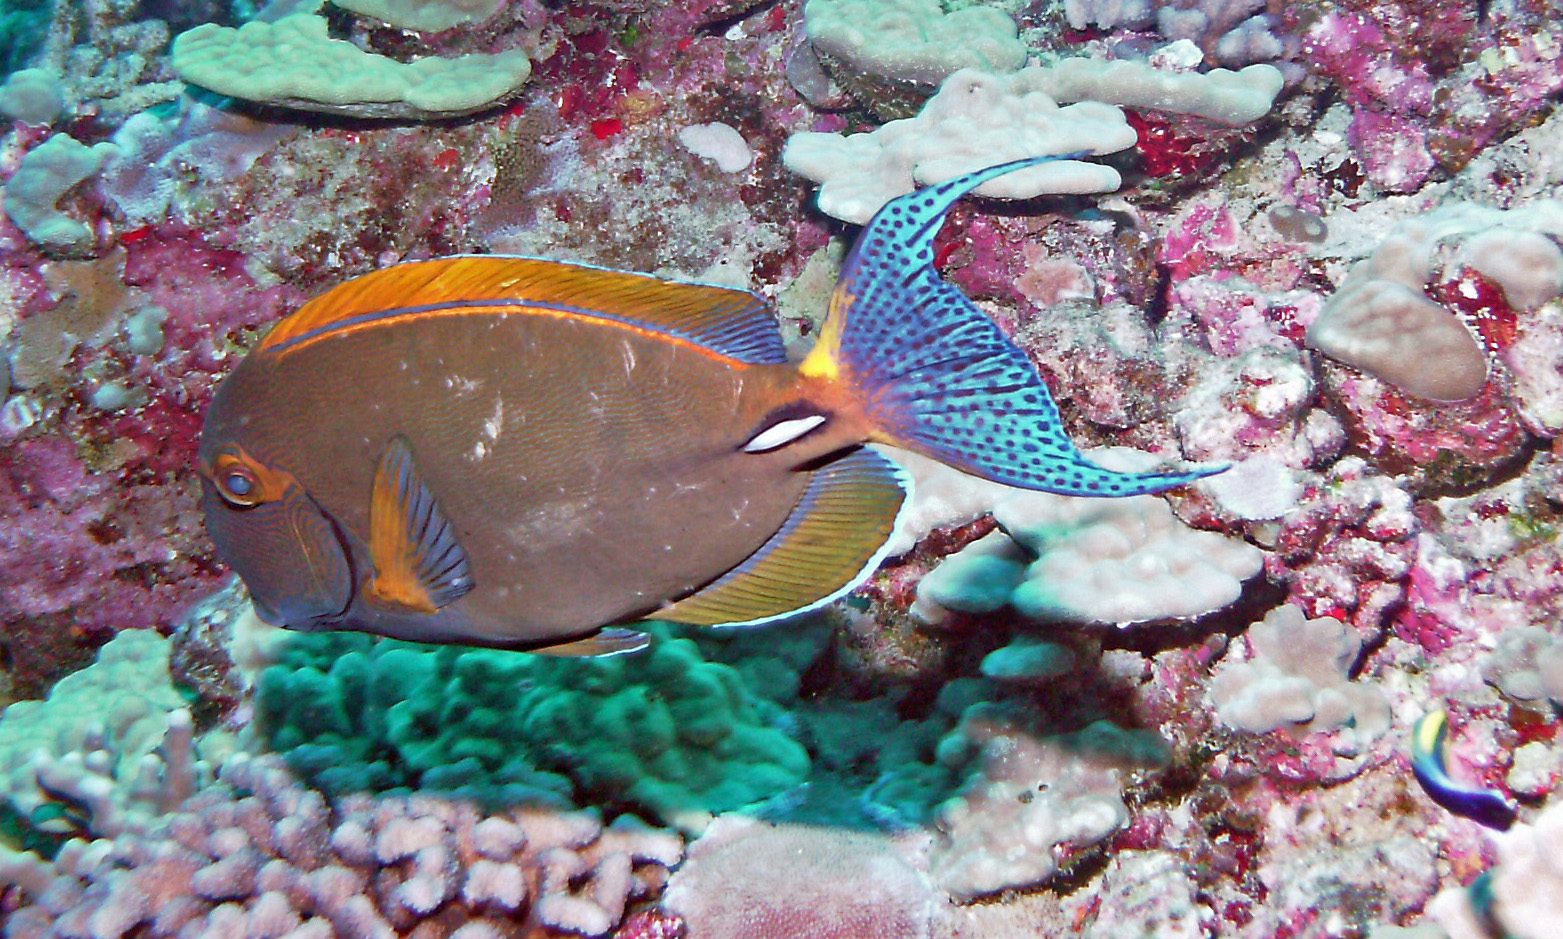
201 480 356 630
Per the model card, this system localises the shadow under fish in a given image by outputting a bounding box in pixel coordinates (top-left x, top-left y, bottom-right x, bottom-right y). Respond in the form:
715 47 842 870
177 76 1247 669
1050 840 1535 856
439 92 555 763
197 157 1223 656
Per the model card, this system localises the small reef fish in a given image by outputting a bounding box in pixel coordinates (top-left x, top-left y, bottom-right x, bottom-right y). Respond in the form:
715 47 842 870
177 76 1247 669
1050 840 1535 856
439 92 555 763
197 157 1220 655
1410 709 1517 830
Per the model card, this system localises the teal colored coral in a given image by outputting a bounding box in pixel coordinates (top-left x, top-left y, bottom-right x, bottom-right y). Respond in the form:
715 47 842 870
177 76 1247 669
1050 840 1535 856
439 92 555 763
0 0 50 76
256 626 811 825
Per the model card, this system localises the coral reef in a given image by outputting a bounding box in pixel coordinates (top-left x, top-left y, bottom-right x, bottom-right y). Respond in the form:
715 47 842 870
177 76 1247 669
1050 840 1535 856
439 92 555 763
4 133 120 257
1306 200 1563 403
0 0 1561 935
930 717 1169 900
663 815 938 939
0 630 209 840
904 448 1262 627
1429 797 1563 939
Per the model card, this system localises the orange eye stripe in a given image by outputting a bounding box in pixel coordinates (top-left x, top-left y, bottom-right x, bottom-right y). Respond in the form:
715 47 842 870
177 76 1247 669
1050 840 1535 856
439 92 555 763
208 445 297 505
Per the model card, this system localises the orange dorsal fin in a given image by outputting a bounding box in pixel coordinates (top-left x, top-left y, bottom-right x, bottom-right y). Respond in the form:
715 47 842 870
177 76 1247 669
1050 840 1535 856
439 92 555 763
259 256 788 363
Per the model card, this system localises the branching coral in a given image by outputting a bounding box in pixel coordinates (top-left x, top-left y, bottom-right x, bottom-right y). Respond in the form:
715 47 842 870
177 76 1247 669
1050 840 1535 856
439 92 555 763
1 753 683 939
0 630 218 839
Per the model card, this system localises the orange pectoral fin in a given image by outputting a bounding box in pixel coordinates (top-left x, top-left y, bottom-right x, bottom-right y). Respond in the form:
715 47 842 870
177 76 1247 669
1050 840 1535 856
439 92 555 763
366 436 474 614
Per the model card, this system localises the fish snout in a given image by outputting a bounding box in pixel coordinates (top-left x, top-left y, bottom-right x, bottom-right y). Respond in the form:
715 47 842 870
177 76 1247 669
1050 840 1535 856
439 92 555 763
201 478 354 630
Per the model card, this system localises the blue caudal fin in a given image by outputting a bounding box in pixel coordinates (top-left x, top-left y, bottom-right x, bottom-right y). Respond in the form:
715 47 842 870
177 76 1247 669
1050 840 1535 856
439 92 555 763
802 157 1224 497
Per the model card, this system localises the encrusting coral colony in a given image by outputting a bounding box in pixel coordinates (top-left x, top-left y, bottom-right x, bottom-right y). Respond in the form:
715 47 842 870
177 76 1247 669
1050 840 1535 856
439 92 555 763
0 0 1561 936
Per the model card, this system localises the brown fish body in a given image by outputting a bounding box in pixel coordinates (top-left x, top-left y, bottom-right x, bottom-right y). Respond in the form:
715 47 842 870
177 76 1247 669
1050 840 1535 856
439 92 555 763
204 300 834 645
201 161 1224 654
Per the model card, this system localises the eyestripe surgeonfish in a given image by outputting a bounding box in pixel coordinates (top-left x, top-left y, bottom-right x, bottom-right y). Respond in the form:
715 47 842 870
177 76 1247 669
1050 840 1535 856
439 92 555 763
198 157 1223 656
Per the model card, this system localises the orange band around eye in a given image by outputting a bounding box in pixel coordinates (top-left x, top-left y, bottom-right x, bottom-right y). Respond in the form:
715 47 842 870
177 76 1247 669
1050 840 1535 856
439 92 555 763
208 445 296 506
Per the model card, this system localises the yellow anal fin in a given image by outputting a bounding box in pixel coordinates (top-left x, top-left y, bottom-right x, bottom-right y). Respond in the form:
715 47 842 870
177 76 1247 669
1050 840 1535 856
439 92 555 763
649 447 908 628
366 436 474 614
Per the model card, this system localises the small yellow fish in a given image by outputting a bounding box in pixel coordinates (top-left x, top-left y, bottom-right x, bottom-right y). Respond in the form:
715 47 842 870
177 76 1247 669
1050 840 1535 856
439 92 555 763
198 158 1219 655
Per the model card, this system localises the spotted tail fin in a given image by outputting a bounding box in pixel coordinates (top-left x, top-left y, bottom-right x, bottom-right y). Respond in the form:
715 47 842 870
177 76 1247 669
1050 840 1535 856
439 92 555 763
801 157 1223 497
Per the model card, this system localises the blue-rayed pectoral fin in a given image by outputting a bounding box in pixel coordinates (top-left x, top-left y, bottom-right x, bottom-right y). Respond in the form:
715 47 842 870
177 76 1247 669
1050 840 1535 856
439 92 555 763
365 435 474 614
803 156 1226 497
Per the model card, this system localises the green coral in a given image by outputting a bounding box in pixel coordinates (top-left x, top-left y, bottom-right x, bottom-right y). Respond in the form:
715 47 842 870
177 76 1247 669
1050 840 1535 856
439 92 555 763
0 0 51 77
256 626 811 825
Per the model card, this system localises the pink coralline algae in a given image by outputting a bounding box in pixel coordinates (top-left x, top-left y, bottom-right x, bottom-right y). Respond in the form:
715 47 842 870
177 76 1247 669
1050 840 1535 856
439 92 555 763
1285 2 1563 180
1269 458 1417 634
0 224 300 690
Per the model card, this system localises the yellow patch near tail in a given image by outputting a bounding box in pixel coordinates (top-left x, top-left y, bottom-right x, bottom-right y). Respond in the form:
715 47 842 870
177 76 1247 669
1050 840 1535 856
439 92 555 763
799 285 853 383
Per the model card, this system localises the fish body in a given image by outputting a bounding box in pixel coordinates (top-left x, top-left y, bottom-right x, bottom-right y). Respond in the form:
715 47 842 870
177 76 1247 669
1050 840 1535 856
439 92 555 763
1409 709 1517 830
199 158 1221 654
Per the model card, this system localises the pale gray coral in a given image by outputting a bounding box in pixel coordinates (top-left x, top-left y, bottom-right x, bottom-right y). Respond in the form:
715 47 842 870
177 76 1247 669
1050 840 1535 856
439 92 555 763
1306 200 1563 404
784 67 1135 225
665 816 938 939
3 133 119 257
0 68 65 124
1429 798 1563 939
1064 0 1154 32
171 13 531 119
0 631 220 838
1073 851 1207 939
1030 58 1284 126
930 716 1169 900
784 58 1283 224
332 0 504 32
803 0 1025 88
1210 605 1390 747
904 448 1263 627
1480 626 1563 707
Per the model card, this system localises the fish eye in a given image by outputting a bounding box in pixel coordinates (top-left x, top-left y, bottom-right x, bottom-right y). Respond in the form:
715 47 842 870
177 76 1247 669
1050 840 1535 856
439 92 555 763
214 464 263 507
224 471 255 497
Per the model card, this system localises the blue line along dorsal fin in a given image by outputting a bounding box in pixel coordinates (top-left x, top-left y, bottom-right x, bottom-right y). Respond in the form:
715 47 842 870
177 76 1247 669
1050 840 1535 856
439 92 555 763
261 256 788 365
365 436 474 614
805 158 1225 497
648 446 910 628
